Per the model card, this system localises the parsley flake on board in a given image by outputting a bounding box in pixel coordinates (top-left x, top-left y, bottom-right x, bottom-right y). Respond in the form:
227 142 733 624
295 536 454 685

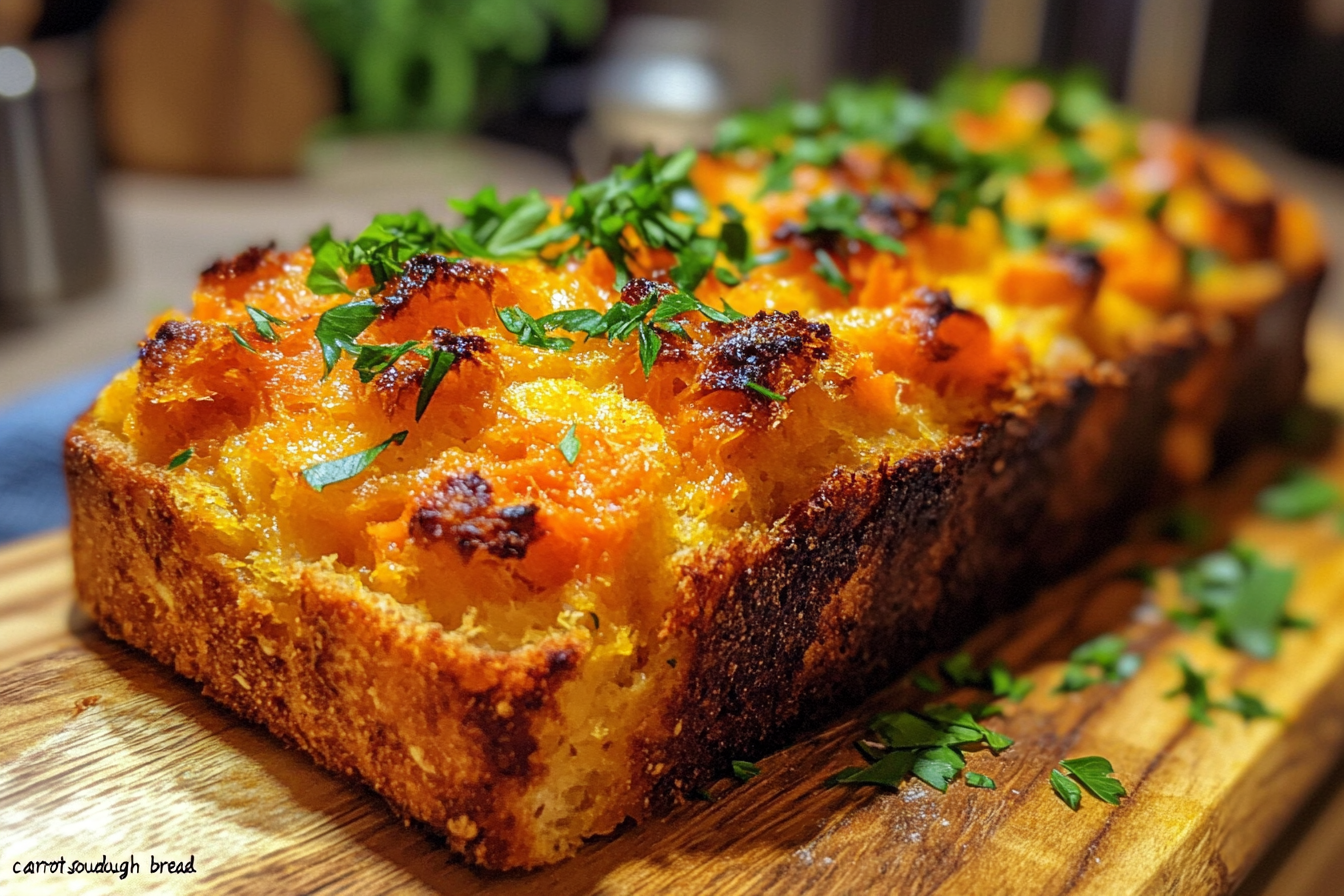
301 431 408 492
1059 756 1126 805
830 705 1014 793
167 448 194 470
1256 466 1341 520
1050 756 1125 810
1175 545 1298 659
937 652 1033 702
1166 654 1215 726
558 423 581 465
1055 634 1141 693
1164 655 1279 725
965 772 996 789
732 760 762 782
1050 769 1082 810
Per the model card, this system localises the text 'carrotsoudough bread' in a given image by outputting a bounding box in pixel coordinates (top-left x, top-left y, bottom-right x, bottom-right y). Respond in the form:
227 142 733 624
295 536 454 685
66 71 1324 868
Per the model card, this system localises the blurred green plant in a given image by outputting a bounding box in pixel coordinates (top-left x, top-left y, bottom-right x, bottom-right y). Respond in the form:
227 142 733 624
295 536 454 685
282 0 606 131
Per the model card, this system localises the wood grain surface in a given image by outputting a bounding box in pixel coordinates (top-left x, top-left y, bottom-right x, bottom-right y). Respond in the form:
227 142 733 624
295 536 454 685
7 339 1344 895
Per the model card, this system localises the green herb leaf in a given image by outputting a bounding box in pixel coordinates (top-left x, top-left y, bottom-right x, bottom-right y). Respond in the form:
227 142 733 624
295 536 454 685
1165 654 1214 726
732 760 762 782
1256 466 1341 520
745 381 787 402
830 749 917 788
167 448 194 470
497 306 575 352
1177 546 1297 659
988 660 1034 702
911 746 963 792
245 305 287 342
314 299 380 376
911 671 942 694
301 431 408 492
965 772 996 789
1218 690 1281 722
416 348 456 422
307 225 353 295
228 325 258 354
811 248 851 294
559 423 581 465
351 341 420 383
1059 756 1126 805
940 652 983 688
1056 634 1141 693
1050 768 1083 810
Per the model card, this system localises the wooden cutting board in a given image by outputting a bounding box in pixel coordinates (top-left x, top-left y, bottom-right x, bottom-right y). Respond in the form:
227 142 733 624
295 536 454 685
8 336 1344 895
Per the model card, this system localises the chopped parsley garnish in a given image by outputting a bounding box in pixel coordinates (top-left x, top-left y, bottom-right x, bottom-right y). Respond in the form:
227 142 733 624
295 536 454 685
416 348 457 422
245 305 287 342
801 192 906 255
1256 466 1340 520
745 381 787 402
301 431 408 491
307 213 454 296
167 448 194 470
558 423 581 465
965 772 996 789
497 287 743 376
811 248 850 294
731 760 762 782
445 187 568 259
351 341 420 383
1175 544 1297 659
228 325 258 354
314 299 380 376
1055 634 1141 693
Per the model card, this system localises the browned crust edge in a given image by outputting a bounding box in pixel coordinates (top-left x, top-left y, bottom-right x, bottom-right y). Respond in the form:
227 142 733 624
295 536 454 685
64 274 1319 868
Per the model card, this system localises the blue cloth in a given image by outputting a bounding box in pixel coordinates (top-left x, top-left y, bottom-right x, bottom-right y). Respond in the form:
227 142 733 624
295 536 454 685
0 360 130 542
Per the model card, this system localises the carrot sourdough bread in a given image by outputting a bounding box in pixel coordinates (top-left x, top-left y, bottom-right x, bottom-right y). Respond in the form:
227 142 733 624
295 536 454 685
66 71 1324 868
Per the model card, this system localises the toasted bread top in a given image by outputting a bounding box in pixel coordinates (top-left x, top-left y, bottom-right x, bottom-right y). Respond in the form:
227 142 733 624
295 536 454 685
85 72 1323 656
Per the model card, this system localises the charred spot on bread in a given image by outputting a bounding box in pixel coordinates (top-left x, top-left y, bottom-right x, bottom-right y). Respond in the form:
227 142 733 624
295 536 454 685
620 277 676 306
411 471 543 559
1050 246 1105 300
380 255 499 318
200 243 276 284
139 319 205 368
696 310 831 401
908 289 991 363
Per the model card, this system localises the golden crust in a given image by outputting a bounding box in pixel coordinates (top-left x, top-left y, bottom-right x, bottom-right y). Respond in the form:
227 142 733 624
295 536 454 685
66 271 1316 867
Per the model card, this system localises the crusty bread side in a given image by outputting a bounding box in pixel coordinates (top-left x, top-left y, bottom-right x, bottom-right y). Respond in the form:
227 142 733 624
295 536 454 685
66 275 1317 868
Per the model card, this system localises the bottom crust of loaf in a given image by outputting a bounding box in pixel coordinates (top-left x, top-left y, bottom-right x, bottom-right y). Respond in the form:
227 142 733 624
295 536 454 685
65 277 1317 868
